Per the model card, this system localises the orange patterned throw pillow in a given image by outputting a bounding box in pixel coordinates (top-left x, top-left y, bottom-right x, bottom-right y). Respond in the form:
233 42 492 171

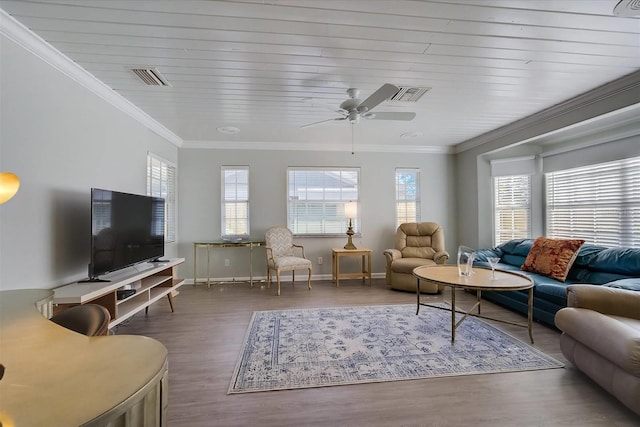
521 237 585 282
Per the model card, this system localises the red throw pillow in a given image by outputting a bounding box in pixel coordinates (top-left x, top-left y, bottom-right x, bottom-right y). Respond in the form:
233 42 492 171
521 237 585 282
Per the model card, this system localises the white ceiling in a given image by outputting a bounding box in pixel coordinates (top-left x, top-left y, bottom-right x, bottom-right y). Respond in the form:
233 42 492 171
1 0 639 152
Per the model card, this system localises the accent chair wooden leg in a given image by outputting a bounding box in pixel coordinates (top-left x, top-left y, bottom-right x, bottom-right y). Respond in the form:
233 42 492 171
276 270 281 296
292 270 295 287
307 267 312 290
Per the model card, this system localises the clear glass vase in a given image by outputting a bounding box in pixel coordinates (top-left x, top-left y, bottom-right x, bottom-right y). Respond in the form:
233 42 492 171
457 245 475 277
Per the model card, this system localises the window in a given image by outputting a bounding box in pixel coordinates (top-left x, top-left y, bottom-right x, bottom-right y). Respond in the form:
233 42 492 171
222 166 249 237
546 156 640 248
287 167 359 235
147 153 176 242
494 175 531 245
395 168 421 228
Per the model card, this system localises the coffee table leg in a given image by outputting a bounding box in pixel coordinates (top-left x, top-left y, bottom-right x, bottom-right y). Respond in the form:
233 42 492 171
451 286 456 343
416 278 421 315
528 287 534 344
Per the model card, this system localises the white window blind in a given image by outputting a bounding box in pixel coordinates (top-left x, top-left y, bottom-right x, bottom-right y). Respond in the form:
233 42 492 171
287 168 359 236
494 175 531 245
222 166 249 237
546 156 640 248
395 168 421 228
147 153 176 243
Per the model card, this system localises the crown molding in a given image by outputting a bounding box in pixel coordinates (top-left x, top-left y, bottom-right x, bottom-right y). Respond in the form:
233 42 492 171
454 70 640 154
0 9 183 147
181 140 453 154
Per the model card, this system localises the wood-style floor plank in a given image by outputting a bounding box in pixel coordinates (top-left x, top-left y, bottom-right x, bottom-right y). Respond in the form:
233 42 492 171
116 279 640 426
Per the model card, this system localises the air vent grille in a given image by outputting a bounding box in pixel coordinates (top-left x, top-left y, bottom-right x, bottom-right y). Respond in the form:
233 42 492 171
131 68 171 86
389 86 430 102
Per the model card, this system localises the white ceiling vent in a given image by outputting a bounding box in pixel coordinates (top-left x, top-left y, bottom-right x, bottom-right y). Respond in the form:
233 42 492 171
131 68 171 86
388 86 430 102
613 0 640 16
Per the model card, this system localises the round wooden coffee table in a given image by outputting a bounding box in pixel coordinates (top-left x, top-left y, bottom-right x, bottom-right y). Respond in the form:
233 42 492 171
413 265 534 343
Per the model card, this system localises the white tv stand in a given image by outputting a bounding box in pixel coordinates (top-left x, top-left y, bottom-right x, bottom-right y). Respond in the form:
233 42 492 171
54 258 185 328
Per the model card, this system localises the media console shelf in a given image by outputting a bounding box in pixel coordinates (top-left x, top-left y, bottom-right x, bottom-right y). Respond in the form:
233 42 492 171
54 258 185 328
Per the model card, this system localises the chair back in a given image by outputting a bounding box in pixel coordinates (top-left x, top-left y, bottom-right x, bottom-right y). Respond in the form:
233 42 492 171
395 222 445 260
265 226 294 257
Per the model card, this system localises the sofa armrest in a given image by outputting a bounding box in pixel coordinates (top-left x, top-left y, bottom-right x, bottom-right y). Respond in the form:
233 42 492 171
473 248 503 262
434 251 449 264
567 284 640 320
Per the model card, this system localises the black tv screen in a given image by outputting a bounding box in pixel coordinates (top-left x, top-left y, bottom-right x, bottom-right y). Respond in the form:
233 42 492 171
88 188 165 280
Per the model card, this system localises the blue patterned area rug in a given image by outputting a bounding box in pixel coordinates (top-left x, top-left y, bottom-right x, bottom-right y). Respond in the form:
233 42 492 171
228 304 563 393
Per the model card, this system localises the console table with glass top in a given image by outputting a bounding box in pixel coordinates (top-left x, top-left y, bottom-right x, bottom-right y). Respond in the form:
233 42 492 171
193 240 265 287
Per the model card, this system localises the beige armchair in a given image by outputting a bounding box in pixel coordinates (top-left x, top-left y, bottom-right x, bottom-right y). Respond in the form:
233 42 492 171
383 222 449 293
265 226 312 296
555 285 640 416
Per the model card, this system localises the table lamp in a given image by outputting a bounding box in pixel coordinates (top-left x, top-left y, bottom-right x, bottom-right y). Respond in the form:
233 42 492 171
0 172 20 204
344 201 357 250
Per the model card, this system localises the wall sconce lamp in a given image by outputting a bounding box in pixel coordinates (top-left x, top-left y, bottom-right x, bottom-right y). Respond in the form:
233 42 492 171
344 201 358 250
0 172 20 204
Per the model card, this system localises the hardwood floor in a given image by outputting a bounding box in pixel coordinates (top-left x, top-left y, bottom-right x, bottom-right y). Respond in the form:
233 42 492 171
117 279 640 426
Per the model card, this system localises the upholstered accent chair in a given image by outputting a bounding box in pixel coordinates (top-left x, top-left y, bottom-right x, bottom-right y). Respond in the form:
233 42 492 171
265 226 312 296
383 222 449 293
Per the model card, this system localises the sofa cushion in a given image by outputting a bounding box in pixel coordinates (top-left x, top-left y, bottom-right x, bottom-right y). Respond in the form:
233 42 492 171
573 244 608 267
589 247 640 276
604 278 640 292
498 238 534 256
570 269 634 285
494 238 534 267
521 237 585 282
501 253 527 267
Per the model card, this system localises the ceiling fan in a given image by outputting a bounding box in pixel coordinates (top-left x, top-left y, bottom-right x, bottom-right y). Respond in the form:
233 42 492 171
301 83 416 129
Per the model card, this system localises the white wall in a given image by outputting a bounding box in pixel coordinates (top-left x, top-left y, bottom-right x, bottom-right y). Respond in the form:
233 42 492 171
178 149 456 282
0 35 179 290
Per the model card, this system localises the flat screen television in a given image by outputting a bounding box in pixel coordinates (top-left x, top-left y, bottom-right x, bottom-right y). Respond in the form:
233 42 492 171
85 188 165 281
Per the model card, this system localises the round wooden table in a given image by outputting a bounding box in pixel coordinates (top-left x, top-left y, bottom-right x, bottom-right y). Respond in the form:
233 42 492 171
413 265 534 343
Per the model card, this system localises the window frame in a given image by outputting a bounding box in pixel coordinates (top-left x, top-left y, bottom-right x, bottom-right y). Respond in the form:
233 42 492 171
287 167 360 237
395 168 421 228
493 174 532 246
221 165 250 238
146 152 177 243
545 156 640 248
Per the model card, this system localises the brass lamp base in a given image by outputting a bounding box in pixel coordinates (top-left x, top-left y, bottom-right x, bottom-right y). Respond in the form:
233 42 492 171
344 220 357 250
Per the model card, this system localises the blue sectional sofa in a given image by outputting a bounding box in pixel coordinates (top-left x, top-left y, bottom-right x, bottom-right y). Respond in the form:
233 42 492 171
473 238 640 326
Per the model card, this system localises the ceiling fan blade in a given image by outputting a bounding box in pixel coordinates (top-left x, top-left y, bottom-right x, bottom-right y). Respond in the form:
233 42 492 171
300 117 346 129
364 112 416 121
357 83 399 113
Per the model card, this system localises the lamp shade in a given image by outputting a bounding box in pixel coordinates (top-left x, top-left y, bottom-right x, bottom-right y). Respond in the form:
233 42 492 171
344 201 358 219
0 172 20 204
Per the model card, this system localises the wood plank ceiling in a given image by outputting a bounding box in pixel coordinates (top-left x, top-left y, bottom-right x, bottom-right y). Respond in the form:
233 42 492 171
1 0 639 151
